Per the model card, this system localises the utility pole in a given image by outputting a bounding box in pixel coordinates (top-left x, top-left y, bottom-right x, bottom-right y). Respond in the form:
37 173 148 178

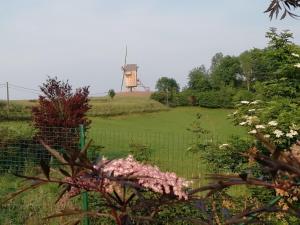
6 82 9 118
166 88 169 106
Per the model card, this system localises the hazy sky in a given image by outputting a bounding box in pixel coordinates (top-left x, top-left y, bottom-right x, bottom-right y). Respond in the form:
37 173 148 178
0 0 299 99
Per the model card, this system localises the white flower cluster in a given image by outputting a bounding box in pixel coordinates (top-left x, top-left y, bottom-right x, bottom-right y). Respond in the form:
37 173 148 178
255 125 266 129
236 99 300 142
250 100 260 105
295 63 300 68
268 121 278 126
274 129 284 138
219 143 230 149
286 130 298 138
241 101 250 104
292 53 300 58
239 115 259 126
248 130 257 134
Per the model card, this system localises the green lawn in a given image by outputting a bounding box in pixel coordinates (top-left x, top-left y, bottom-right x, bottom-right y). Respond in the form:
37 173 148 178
87 107 246 186
1 106 247 186
0 106 248 224
90 107 245 137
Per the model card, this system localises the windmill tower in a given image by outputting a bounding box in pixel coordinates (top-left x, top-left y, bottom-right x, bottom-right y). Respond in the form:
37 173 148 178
121 46 138 92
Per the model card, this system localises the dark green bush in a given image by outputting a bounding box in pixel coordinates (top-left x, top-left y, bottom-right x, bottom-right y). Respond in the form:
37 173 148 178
232 89 255 103
129 142 152 163
197 90 234 108
150 91 167 104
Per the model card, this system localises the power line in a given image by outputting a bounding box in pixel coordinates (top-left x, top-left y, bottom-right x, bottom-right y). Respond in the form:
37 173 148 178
9 83 40 93
9 86 40 95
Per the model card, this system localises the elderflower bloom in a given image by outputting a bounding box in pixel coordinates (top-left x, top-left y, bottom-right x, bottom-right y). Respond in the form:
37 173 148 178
295 63 300 68
292 53 300 58
274 129 284 138
239 121 247 126
241 101 250 104
264 134 270 138
248 109 256 112
249 129 257 134
268 121 278 126
245 116 259 125
255 124 266 129
250 100 260 105
219 143 230 149
286 130 298 138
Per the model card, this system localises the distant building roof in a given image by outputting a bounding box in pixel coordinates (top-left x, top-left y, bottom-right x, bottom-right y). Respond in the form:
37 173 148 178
124 64 138 71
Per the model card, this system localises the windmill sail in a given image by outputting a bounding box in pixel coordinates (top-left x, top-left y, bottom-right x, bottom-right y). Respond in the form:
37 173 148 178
121 46 127 91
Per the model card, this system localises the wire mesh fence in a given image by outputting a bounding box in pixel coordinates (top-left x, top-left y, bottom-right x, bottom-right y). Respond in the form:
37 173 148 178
0 125 226 225
0 126 86 174
88 128 217 187
0 125 221 183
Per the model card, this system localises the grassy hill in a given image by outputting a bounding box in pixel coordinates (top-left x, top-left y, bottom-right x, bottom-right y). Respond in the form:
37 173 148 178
3 92 168 119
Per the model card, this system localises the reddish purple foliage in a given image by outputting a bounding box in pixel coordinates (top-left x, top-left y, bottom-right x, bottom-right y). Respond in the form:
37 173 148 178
32 77 91 147
32 77 91 128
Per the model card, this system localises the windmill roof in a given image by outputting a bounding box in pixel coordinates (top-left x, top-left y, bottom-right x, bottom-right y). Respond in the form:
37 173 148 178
124 64 138 71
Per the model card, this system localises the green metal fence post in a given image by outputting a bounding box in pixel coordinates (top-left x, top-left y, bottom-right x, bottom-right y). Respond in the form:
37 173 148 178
80 124 90 225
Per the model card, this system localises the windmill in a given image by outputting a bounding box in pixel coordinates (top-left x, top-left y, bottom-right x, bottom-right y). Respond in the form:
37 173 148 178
121 46 138 92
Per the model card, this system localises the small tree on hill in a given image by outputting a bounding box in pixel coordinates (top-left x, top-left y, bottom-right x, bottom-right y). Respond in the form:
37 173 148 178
108 89 116 100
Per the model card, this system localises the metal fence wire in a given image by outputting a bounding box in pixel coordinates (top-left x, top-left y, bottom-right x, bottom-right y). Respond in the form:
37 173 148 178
0 126 83 174
0 125 219 185
0 125 224 225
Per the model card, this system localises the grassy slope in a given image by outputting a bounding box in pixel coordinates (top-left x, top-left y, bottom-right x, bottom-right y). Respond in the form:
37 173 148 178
91 107 245 136
8 94 168 118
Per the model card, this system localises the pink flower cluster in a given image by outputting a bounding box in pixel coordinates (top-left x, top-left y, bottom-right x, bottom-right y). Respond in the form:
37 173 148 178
102 155 191 199
62 156 190 201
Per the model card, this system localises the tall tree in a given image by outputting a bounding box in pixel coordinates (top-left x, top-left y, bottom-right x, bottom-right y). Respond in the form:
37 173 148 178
155 77 180 93
210 52 224 73
265 28 300 80
211 56 241 88
239 50 254 91
187 65 211 91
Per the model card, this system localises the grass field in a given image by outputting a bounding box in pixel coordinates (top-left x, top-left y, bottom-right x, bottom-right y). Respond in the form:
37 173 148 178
0 98 249 225
1 106 246 179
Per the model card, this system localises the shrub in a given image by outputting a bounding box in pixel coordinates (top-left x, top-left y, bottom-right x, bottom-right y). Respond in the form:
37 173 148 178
32 77 91 149
129 142 152 162
7 143 192 225
232 89 255 103
173 90 199 106
32 77 91 129
197 89 234 108
150 91 167 104
254 79 299 100
108 89 116 99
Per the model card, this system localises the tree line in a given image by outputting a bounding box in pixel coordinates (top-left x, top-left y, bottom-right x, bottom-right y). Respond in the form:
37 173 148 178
151 28 300 108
